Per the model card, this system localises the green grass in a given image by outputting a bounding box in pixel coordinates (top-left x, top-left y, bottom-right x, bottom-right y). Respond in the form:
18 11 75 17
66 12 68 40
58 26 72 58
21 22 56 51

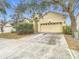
0 33 25 39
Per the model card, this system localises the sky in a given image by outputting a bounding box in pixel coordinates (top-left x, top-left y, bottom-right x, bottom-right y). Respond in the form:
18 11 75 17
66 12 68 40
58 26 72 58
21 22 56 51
0 0 79 25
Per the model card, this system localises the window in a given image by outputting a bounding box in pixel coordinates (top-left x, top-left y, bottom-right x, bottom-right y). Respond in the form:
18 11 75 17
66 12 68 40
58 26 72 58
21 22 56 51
40 22 62 25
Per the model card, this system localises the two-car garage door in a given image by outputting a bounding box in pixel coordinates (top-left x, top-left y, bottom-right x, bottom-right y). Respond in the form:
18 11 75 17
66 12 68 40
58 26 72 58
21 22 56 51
40 23 63 33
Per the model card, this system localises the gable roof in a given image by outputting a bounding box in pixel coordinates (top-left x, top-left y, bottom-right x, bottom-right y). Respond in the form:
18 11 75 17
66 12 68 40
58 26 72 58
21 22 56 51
5 23 12 27
42 12 66 19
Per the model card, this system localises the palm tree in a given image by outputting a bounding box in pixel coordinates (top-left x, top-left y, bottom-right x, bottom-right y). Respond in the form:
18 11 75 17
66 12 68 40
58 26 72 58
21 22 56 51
0 0 10 33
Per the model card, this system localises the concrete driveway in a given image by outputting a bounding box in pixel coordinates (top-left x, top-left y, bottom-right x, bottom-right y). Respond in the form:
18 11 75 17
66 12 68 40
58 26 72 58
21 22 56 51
0 33 73 59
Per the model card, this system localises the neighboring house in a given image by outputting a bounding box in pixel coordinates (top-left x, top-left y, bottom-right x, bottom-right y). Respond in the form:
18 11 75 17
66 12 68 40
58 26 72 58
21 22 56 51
77 13 79 30
33 12 66 33
0 23 15 33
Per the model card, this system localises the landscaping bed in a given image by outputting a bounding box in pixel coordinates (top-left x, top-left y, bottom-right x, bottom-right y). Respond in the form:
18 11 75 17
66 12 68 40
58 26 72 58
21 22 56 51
65 35 79 52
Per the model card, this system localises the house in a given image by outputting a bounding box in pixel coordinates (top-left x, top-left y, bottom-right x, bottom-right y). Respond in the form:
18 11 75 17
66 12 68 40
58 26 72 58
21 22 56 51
77 13 79 30
33 12 66 33
0 23 15 33
4 23 15 33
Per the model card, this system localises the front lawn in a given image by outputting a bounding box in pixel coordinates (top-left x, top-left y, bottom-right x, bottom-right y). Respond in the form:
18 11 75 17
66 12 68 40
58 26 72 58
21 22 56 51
0 33 26 39
65 35 79 52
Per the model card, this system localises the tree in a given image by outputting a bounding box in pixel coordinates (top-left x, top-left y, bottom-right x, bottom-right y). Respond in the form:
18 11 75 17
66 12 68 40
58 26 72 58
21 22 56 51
11 1 27 25
15 0 79 37
11 13 20 24
51 0 79 37
15 0 51 33
0 17 7 32
0 0 10 33
11 13 26 26
0 0 10 13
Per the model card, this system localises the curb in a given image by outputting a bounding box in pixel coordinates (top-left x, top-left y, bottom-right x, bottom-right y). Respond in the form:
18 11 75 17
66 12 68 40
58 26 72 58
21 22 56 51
67 48 75 59
64 35 75 59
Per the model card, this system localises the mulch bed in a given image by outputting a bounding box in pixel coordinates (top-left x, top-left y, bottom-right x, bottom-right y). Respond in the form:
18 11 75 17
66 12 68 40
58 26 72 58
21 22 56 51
65 35 79 52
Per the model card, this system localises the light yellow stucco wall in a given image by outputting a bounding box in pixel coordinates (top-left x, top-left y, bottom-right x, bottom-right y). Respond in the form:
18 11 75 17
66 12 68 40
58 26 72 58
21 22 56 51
39 24 63 33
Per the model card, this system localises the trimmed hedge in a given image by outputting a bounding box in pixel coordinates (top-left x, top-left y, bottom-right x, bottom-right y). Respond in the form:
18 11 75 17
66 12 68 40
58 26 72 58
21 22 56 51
14 23 34 34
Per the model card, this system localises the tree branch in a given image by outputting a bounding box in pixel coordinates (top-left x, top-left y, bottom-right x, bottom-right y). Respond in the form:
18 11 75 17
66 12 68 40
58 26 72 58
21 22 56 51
52 0 67 12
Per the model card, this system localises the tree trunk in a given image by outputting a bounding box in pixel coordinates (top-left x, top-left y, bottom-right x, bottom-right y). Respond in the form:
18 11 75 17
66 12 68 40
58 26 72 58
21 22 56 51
1 26 4 33
69 12 77 38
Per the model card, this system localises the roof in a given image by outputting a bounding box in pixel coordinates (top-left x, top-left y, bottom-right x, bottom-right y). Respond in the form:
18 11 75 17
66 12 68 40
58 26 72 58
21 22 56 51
43 12 66 19
5 23 12 27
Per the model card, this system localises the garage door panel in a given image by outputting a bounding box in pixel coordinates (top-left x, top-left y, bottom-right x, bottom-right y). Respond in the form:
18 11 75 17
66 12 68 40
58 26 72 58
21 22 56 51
40 24 62 33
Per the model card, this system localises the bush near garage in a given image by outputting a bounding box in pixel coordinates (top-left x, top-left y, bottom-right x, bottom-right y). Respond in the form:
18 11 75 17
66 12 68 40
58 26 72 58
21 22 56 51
64 26 72 35
14 23 34 34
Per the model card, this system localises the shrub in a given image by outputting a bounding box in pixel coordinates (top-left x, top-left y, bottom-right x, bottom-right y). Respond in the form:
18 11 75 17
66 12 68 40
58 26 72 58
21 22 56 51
64 26 72 35
14 23 34 34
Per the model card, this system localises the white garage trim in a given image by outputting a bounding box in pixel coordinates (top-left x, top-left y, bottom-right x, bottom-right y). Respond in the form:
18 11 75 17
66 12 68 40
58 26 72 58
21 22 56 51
40 22 63 33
